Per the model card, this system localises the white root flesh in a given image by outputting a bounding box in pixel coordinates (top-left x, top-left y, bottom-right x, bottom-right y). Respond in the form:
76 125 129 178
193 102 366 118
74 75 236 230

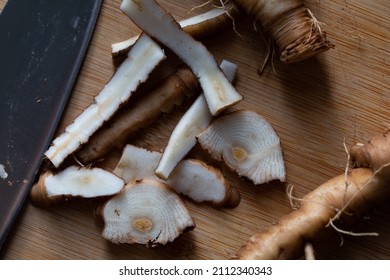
44 34 166 167
155 59 238 180
120 0 243 115
113 144 240 207
99 179 195 246
112 8 227 56
197 110 286 185
30 166 125 207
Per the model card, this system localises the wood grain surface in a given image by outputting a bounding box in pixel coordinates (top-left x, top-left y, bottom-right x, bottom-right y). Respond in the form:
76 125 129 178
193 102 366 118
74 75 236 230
1 0 390 260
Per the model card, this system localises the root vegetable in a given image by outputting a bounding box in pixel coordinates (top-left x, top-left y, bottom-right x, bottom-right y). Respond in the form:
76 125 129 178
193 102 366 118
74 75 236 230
229 0 334 63
349 129 390 172
236 165 390 260
113 144 240 208
77 66 200 165
97 178 195 246
44 34 166 168
30 166 125 207
197 110 286 185
112 6 240 58
120 0 243 115
155 59 238 180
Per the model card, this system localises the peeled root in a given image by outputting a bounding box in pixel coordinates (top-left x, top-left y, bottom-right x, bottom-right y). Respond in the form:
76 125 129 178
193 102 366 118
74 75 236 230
120 0 243 115
44 34 166 168
112 6 240 58
76 66 200 165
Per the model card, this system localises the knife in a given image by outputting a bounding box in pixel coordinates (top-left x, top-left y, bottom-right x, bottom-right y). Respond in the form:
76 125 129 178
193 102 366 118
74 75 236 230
0 0 102 249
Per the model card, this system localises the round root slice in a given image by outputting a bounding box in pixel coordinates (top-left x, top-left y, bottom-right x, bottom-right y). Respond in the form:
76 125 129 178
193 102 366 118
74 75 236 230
99 179 195 246
30 166 125 207
197 110 286 185
170 159 241 208
113 144 240 208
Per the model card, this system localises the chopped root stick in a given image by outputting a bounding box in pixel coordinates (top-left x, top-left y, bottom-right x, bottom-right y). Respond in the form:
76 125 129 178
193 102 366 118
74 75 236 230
237 165 390 259
230 0 334 63
113 144 240 208
197 110 286 185
77 66 200 165
30 166 125 207
112 7 240 58
155 60 238 180
98 179 195 246
44 34 166 168
120 0 243 115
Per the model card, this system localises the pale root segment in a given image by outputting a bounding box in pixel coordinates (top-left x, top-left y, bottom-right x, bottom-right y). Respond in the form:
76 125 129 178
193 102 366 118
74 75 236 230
197 110 286 185
113 144 240 208
231 0 334 63
98 179 195 246
349 129 390 172
112 7 240 57
44 34 166 168
155 60 238 180
120 0 243 115
30 166 125 207
77 66 200 164
237 165 390 259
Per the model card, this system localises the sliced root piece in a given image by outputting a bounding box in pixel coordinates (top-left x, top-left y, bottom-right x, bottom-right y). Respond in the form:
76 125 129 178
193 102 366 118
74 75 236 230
77 66 200 165
237 165 390 259
197 110 286 185
231 0 334 63
155 60 238 180
120 0 242 115
98 179 195 246
113 144 240 208
30 166 125 207
112 7 240 58
44 34 166 168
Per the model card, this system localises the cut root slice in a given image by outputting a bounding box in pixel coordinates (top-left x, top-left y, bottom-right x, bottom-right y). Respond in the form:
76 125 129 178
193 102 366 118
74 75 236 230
113 144 240 208
112 7 239 57
98 179 195 246
44 34 166 168
155 60 238 180
30 166 125 207
76 66 200 165
197 110 286 185
120 0 242 115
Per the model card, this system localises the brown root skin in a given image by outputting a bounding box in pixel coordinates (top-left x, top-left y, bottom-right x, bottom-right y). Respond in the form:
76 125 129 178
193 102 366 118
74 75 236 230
230 0 334 63
237 167 390 260
349 129 390 171
77 66 200 165
30 171 69 208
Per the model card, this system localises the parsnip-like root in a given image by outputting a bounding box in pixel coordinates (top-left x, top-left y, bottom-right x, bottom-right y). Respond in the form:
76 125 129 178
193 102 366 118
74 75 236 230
349 129 390 172
230 0 334 63
237 165 390 259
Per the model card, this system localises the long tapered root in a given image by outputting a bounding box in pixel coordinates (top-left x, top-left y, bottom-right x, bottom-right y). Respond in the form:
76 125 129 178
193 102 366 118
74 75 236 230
237 166 390 259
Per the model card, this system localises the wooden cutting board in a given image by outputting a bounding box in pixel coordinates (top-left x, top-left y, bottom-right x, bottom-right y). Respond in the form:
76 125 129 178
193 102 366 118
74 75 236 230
1 0 390 260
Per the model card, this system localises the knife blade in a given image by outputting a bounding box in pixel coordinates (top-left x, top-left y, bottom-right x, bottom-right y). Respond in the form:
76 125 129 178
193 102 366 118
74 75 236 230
0 0 102 249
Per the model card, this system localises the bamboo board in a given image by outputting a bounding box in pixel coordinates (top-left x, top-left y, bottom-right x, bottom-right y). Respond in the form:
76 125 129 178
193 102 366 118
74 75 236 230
1 0 390 260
